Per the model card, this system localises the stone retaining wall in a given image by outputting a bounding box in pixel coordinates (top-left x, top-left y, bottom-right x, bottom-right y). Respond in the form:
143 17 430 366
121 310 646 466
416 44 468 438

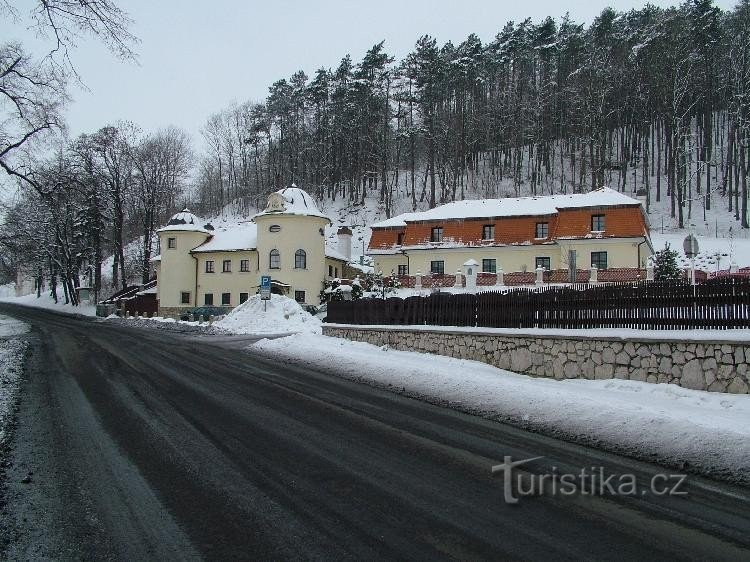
322 325 750 394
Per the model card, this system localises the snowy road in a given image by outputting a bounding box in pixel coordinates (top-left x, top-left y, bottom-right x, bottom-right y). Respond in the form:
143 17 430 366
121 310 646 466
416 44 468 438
0 303 749 560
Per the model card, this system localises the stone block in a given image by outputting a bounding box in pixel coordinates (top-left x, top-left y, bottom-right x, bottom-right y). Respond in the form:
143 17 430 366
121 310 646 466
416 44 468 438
658 357 672 373
615 351 631 366
681 359 706 391
594 364 614 379
735 348 745 365
614 366 629 379
727 377 749 394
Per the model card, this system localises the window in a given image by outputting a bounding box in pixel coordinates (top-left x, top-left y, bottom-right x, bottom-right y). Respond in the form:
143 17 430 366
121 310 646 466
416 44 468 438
328 265 334 277
591 214 605 231
240 259 249 272
482 259 496 273
591 251 608 270
269 224 281 233
397 232 405 245
221 292 231 305
167 237 176 249
180 291 190 304
222 259 231 273
295 249 307 269
398 264 408 275
430 260 445 274
294 290 306 303
431 227 443 243
269 249 280 269
239 292 249 304
482 224 495 240
205 260 215 273
204 293 214 305
334 267 338 277
535 257 551 270
535 222 549 239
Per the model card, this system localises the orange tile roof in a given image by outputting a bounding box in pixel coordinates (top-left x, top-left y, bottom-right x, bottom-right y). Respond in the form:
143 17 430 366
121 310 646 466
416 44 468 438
369 204 648 253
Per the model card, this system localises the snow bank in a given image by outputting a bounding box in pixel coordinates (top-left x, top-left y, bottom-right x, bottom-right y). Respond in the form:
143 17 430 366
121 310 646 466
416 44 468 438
215 294 321 335
0 316 28 446
250 333 750 483
0 292 96 316
0 283 15 299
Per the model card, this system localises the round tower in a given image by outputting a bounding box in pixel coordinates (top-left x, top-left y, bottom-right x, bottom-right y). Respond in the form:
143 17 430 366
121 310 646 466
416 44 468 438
253 186 330 305
156 209 212 317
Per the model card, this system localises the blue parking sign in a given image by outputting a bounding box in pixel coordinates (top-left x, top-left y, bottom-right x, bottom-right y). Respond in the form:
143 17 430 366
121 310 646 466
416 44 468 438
260 275 271 300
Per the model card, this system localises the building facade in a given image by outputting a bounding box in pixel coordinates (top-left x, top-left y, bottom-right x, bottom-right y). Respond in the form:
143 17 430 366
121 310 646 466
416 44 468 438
153 187 349 318
368 188 652 278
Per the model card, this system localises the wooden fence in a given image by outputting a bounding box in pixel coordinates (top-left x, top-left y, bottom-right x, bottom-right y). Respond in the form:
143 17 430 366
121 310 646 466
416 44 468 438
326 278 750 330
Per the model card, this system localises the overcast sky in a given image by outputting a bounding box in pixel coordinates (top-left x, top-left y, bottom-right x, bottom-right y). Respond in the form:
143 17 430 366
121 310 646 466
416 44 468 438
3 0 739 146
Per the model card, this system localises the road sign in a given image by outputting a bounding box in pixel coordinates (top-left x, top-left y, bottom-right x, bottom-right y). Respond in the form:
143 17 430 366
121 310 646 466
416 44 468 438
260 275 271 300
683 234 699 259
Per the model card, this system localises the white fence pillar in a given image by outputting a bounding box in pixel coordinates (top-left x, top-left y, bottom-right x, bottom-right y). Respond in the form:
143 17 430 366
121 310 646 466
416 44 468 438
535 266 544 285
590 265 598 284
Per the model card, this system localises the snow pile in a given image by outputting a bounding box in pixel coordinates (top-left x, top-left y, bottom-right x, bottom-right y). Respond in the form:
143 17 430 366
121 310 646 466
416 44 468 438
0 292 97 316
0 315 28 446
0 283 15 298
250 333 750 483
215 294 321 335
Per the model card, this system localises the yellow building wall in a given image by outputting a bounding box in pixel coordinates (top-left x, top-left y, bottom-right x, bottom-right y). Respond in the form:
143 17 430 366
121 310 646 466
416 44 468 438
195 251 259 307
254 213 330 305
157 230 210 308
372 238 650 275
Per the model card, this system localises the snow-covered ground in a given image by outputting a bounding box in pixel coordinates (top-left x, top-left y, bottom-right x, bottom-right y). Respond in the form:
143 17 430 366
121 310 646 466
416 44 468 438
0 292 96 316
0 315 28 447
249 332 750 483
325 324 750 342
0 283 15 298
651 233 750 271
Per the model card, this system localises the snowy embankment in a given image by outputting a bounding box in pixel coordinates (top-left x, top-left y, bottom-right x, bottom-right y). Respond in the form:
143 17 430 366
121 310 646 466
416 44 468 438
0 292 96 317
0 315 29 447
250 332 750 483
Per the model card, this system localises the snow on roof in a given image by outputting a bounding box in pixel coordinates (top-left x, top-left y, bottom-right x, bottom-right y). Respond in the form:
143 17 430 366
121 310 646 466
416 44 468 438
191 223 258 253
371 188 641 227
253 185 331 221
150 255 161 262
157 208 213 234
325 244 349 262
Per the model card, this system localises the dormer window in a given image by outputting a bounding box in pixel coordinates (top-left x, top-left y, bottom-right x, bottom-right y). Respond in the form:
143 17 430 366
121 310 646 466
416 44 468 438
431 227 443 243
535 222 549 239
591 214 605 231
397 232 405 246
482 224 495 240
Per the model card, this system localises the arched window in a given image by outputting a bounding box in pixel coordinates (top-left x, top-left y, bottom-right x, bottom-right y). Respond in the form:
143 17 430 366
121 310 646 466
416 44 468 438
269 249 280 269
295 249 307 269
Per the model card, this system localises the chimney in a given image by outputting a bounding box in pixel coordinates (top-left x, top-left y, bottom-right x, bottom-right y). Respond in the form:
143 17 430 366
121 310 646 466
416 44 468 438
337 226 352 262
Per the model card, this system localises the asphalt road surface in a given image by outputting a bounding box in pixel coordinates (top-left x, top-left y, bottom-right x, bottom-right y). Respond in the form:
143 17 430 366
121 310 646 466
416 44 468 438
1 303 749 561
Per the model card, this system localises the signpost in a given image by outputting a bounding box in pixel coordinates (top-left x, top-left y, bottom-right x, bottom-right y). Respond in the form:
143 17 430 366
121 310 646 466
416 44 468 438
683 234 699 287
260 275 271 311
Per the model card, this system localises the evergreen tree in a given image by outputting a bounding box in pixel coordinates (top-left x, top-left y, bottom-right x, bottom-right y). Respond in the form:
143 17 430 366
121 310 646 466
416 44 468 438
652 243 682 281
